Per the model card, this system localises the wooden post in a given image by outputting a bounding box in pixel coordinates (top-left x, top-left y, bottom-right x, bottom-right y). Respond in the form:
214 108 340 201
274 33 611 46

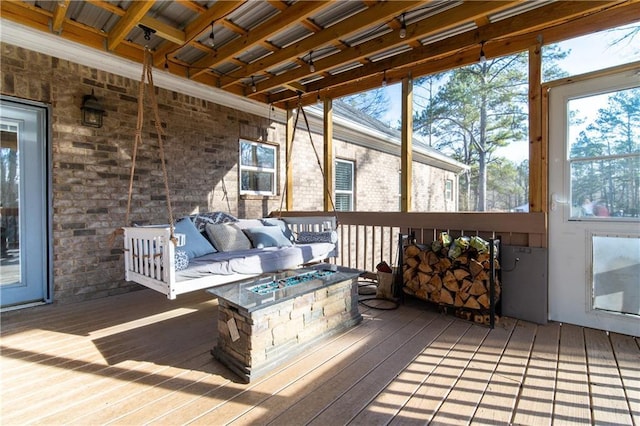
285 108 294 210
528 39 546 213
323 98 334 212
401 75 413 212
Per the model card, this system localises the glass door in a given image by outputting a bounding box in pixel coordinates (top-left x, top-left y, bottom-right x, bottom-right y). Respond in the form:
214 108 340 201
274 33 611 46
548 70 640 337
0 98 51 308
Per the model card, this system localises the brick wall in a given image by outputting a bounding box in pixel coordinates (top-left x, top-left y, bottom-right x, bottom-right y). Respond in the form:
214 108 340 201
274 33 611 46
1 43 285 303
1 43 458 303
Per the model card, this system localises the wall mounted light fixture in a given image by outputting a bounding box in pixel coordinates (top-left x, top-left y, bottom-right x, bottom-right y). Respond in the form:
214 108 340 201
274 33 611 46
81 89 105 128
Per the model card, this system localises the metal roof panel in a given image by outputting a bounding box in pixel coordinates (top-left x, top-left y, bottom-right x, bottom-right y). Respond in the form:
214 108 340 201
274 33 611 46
311 1 367 28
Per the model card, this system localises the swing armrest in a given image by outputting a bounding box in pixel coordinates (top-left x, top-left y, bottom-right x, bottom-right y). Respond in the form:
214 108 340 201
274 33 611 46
122 226 176 296
280 216 336 233
280 216 339 258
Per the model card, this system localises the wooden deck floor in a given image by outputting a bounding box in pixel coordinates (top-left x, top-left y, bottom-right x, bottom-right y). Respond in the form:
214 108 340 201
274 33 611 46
1 287 638 425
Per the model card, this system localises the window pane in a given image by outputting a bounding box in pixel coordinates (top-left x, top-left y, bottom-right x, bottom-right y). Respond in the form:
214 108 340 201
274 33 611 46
592 235 640 315
241 170 273 193
240 142 275 168
335 193 352 211
568 87 640 159
571 156 640 218
239 139 277 195
335 161 353 191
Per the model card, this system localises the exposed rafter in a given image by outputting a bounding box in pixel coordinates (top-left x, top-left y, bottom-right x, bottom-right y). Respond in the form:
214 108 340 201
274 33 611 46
0 0 637 110
51 0 70 33
107 1 154 51
189 1 332 78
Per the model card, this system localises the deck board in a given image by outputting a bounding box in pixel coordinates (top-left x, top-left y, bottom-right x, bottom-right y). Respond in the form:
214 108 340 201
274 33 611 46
609 332 640 425
552 323 591 425
389 322 488 425
1 289 638 425
585 328 635 426
265 308 445 425
343 315 455 426
470 320 538 425
308 315 453 425
511 321 560 426
427 317 517 425
191 306 411 425
222 306 416 426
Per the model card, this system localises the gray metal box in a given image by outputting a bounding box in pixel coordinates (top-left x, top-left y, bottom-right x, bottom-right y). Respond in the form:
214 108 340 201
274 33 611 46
500 245 548 324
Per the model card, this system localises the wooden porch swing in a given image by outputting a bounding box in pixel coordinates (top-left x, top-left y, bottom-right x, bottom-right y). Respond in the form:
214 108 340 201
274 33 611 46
118 57 338 299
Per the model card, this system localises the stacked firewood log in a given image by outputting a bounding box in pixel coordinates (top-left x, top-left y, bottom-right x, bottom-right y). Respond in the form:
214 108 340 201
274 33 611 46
402 233 500 325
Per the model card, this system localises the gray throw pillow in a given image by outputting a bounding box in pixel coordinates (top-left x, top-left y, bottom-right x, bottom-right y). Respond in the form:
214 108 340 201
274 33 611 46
205 223 252 252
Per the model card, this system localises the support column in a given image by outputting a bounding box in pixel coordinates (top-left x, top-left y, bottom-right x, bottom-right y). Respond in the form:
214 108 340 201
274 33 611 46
529 38 546 213
401 75 413 212
285 108 294 210
323 98 334 211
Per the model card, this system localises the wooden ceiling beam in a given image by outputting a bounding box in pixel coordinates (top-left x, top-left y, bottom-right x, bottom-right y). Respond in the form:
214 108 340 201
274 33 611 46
250 1 518 96
0 1 51 31
51 0 70 33
175 0 207 14
218 19 247 36
300 18 323 33
90 0 187 46
218 0 424 89
139 16 185 45
87 0 125 16
277 1 639 109
107 0 155 51
300 0 625 98
189 1 331 78
268 0 289 12
152 0 245 66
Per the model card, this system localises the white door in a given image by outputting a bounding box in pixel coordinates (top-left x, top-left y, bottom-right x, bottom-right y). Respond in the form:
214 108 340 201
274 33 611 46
548 69 640 337
0 98 51 308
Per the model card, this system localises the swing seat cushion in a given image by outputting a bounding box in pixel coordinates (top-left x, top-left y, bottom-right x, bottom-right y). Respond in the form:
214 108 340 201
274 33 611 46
175 242 336 280
175 217 217 259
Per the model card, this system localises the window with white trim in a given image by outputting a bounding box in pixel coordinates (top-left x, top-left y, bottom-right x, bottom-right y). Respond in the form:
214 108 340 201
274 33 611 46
335 159 354 211
239 139 277 195
445 179 453 201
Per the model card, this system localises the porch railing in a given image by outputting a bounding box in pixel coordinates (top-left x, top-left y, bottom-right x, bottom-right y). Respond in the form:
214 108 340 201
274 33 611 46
275 211 546 275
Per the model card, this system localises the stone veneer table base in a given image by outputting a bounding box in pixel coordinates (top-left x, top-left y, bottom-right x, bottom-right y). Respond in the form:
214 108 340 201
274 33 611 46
209 265 362 383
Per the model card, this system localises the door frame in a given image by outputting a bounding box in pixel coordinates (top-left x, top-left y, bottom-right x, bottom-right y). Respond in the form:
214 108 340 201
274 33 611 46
0 95 53 309
546 69 640 336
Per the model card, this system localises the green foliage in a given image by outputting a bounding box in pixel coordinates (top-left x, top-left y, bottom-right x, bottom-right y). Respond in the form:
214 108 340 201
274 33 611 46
412 41 573 212
413 52 533 211
570 88 640 216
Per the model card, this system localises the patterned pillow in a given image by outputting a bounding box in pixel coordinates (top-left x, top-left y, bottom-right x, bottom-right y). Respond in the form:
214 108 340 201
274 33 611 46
174 217 217 259
192 211 238 232
174 249 189 271
296 231 338 244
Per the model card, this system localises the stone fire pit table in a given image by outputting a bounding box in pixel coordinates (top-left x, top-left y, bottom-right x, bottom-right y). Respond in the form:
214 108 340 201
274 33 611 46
208 264 363 383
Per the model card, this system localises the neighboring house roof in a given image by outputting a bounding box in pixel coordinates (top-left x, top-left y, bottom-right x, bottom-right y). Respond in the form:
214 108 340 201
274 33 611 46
305 100 469 174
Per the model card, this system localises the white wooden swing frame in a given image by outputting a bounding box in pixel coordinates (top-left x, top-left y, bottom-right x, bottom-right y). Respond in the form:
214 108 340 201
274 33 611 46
118 52 338 299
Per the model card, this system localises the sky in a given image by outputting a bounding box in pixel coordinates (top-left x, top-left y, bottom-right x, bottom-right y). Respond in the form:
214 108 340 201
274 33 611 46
375 24 640 164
